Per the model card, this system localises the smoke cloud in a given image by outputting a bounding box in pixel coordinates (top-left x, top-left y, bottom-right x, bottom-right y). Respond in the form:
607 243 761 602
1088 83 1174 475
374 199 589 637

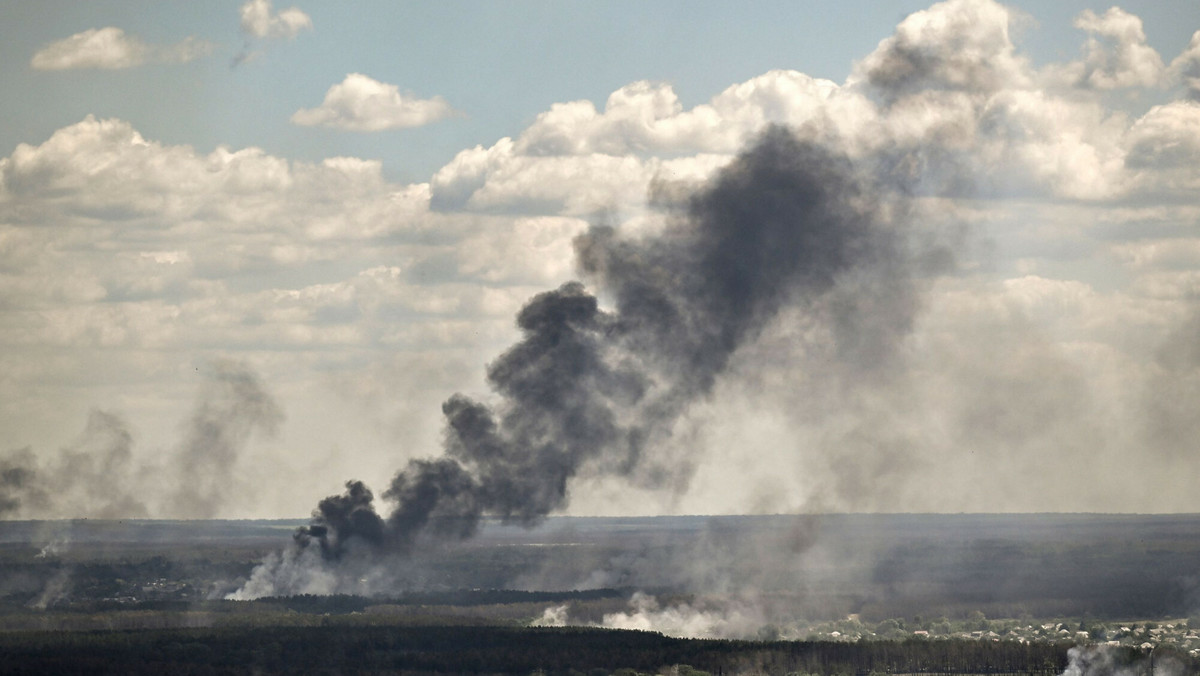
1060 645 1187 676
0 359 281 519
535 592 773 640
233 126 929 597
0 411 144 519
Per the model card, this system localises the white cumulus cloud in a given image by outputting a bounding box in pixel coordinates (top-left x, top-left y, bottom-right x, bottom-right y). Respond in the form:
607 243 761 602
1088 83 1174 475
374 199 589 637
240 0 312 39
512 72 854 157
851 0 1031 98
1065 7 1167 90
291 73 457 132
30 27 212 71
1169 30 1200 100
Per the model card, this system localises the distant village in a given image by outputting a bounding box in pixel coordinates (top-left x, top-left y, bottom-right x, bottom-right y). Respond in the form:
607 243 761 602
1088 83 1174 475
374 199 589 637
799 615 1200 657
83 581 1200 660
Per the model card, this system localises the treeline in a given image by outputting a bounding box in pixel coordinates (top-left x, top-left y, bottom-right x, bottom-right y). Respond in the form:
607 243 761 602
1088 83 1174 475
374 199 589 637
0 624 1087 676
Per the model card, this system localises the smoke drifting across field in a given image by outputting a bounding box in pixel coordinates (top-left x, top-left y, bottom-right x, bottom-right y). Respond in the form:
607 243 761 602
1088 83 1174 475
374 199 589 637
230 125 935 598
534 593 772 641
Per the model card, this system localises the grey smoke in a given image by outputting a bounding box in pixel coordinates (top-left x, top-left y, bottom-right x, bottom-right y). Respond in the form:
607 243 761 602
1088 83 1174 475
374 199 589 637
173 359 284 518
28 568 72 611
1144 304 1200 457
0 360 280 519
511 514 826 601
272 126 922 584
0 448 45 516
60 410 146 518
0 411 142 519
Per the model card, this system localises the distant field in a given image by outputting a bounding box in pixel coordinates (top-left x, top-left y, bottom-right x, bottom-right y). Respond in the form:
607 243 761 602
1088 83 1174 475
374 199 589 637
0 623 1078 676
2 513 1199 621
3 515 1199 674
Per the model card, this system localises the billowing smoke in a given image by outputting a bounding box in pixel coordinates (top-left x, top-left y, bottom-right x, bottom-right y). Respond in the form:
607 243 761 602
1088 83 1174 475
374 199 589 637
0 359 280 520
234 126 926 597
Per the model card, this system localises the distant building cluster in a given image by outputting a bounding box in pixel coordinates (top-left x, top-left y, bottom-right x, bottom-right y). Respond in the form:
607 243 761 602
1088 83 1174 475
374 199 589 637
801 617 1200 658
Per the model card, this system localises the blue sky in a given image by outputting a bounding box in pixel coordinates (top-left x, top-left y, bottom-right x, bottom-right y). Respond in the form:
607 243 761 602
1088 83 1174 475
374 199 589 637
1 0 1200 520
3 1 944 181
4 1 1195 181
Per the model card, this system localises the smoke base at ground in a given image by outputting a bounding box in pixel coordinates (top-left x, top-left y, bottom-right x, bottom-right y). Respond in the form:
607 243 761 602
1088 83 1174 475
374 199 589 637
230 124 934 598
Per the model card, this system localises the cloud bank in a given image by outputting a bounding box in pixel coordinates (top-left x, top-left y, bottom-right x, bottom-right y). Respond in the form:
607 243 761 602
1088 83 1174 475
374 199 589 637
292 74 458 131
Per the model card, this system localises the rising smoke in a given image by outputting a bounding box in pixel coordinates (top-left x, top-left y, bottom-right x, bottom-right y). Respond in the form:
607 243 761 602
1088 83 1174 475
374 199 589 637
1060 645 1187 676
535 591 773 640
0 359 281 520
0 411 145 520
174 361 285 518
232 126 929 597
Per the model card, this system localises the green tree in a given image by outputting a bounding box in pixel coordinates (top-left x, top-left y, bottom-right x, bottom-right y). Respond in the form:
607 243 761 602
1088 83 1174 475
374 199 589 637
968 610 988 632
875 619 903 639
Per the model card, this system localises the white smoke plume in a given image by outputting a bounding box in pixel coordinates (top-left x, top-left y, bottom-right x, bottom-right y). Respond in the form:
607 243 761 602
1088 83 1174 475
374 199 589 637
599 592 772 640
1061 645 1187 676
27 568 72 611
534 592 777 641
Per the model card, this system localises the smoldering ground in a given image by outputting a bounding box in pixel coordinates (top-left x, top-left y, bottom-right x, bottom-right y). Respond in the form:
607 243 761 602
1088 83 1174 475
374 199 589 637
534 591 776 641
1060 644 1188 676
0 359 282 520
229 124 939 599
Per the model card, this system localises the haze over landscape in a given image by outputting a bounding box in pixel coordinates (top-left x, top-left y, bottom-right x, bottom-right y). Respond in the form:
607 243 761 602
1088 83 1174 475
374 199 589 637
2 0 1200 522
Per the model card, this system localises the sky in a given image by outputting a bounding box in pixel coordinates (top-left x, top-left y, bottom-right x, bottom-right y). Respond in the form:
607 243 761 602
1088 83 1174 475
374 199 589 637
1 0 1199 520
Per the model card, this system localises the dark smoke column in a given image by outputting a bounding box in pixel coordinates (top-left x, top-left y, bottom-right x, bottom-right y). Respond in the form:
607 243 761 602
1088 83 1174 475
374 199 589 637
299 280 639 556
254 126 916 594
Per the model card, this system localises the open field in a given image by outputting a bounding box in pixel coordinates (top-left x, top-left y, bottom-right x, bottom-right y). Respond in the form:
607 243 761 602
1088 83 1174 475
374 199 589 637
6 513 1199 620
2 514 1199 674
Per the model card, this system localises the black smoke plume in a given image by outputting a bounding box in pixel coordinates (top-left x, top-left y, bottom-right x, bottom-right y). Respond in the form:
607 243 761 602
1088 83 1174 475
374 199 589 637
263 126 920 592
